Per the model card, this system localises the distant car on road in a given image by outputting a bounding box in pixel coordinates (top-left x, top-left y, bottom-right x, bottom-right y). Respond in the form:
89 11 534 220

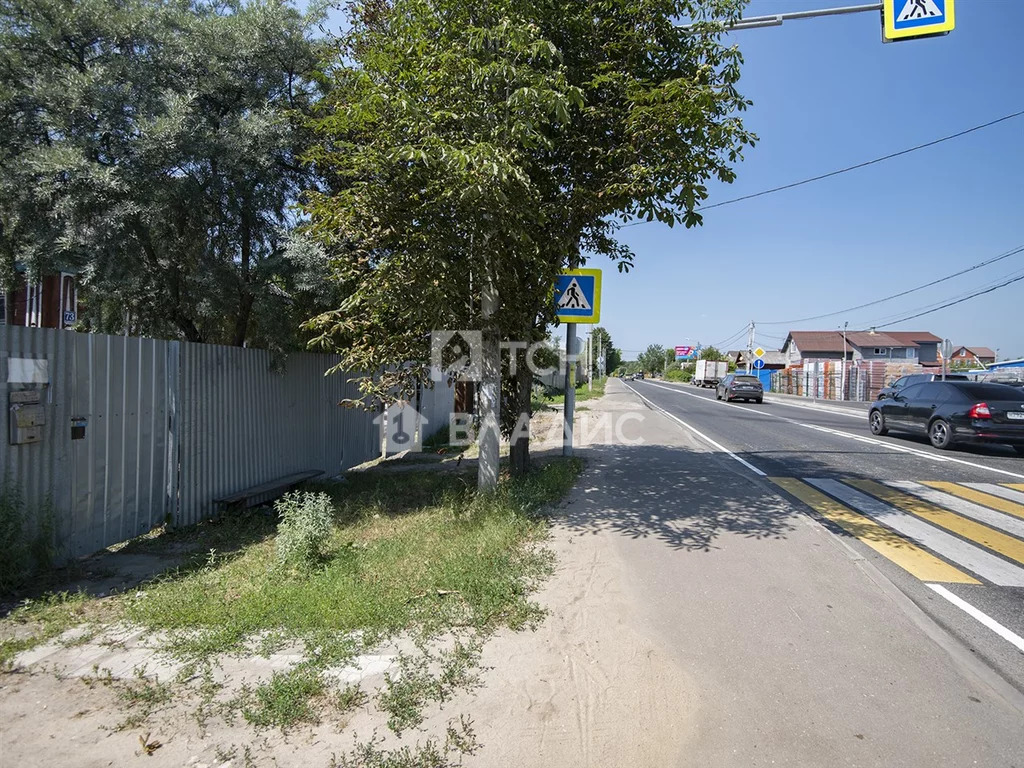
868 381 1024 454
716 373 764 403
877 372 969 400
635 372 645 380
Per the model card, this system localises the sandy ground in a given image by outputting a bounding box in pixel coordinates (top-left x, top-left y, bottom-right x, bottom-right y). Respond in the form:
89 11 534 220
1 391 691 767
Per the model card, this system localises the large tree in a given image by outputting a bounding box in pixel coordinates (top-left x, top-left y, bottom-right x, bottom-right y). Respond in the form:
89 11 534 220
304 0 755 480
0 0 330 348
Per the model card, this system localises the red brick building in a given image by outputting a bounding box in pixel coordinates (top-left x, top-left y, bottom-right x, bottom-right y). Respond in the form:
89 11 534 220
2 270 79 328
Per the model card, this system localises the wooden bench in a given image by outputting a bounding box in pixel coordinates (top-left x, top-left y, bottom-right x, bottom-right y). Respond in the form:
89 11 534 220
213 470 324 513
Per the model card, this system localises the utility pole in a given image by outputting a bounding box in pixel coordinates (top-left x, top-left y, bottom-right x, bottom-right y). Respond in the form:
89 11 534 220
746 322 755 374
840 321 848 401
587 330 593 392
562 324 576 457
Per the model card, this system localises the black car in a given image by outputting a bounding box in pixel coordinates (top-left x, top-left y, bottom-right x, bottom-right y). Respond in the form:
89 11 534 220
868 381 1024 454
877 372 969 400
716 373 763 403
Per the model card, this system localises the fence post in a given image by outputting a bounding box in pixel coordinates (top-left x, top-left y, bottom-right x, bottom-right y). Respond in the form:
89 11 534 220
164 341 180 527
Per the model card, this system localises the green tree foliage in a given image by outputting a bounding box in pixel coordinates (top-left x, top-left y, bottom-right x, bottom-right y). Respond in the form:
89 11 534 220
587 327 618 377
0 0 330 348
699 345 727 362
303 0 754 472
638 344 667 374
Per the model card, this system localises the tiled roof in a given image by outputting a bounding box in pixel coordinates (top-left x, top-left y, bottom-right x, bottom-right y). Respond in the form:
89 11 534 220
845 332 913 348
787 330 937 352
786 331 846 352
885 331 942 345
953 346 996 359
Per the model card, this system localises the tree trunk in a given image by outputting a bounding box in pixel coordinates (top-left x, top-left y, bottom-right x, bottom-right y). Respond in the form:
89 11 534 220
232 200 253 347
477 253 500 492
509 359 532 476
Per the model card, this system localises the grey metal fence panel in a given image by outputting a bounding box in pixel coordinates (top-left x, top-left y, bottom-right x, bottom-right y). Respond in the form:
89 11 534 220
1 327 172 560
173 343 382 527
2 327 437 560
417 381 455 443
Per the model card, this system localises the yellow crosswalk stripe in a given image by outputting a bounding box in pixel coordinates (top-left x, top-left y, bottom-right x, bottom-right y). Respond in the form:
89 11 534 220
769 478 979 584
851 480 1024 566
1007 483 1024 493
922 481 1024 522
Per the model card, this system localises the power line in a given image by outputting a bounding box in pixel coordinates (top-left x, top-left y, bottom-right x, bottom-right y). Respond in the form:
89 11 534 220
711 325 749 349
878 272 1024 328
621 109 1024 227
859 263 1024 328
757 242 1024 326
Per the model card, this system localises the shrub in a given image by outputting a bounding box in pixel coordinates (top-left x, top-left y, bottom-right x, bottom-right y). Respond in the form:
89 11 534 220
0 478 29 593
274 492 334 570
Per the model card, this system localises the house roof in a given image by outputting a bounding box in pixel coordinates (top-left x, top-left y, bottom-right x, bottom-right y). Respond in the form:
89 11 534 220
952 345 996 358
737 350 787 366
786 330 939 353
845 331 913 348
883 331 942 345
785 331 846 353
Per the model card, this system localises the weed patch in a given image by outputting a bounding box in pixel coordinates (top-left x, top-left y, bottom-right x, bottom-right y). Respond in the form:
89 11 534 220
240 665 326 729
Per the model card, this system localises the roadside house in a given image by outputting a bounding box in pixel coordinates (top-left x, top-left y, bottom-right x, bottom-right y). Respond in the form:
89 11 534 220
950 345 996 366
781 330 942 366
1 266 78 328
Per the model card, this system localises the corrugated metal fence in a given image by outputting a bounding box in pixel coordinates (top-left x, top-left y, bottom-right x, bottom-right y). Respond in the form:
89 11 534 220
2 327 450 561
770 360 936 402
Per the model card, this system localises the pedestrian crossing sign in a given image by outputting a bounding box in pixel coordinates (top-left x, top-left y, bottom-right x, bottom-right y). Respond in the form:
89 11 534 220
554 269 602 323
883 0 954 41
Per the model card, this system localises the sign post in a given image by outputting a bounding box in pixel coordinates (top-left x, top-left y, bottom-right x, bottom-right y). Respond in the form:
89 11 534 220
555 269 602 457
941 338 953 381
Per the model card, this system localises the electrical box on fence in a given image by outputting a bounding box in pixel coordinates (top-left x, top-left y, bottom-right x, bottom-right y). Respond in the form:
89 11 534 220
9 390 45 445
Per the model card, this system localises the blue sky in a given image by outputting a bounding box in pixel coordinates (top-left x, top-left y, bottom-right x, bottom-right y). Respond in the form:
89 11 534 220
601 0 1024 360
312 1 1023 361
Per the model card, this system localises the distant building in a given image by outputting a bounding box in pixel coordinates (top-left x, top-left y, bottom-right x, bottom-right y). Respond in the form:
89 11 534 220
1 267 78 329
731 349 787 369
949 345 996 366
781 330 943 366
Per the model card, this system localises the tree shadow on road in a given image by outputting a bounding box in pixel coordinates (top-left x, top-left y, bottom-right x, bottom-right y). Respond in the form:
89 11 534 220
548 443 821 552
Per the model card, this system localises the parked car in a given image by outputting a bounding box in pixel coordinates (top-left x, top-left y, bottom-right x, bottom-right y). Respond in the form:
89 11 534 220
877 372 969 400
868 381 1024 454
716 373 764 403
635 371 645 380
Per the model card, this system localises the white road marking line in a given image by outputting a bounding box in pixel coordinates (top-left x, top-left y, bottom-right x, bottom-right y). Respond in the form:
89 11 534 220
963 483 1024 506
887 481 1024 540
927 584 1024 654
807 478 1024 587
639 381 1024 481
653 381 866 419
622 383 766 476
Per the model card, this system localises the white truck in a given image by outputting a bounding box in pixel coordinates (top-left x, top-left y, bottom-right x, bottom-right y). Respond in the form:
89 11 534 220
693 360 728 388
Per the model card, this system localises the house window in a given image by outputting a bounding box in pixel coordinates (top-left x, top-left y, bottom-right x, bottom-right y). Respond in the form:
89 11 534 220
874 348 883 355
906 348 915 359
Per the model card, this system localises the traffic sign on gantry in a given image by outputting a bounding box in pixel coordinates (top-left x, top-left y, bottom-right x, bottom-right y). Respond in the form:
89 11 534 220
554 269 601 323
883 0 954 41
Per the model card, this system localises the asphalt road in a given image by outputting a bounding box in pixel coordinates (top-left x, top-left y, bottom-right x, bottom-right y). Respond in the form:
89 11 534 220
624 377 1024 701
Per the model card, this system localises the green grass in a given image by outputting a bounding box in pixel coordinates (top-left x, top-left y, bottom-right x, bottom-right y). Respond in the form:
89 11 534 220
0 591 104 667
0 458 583 736
122 460 579 658
240 665 327 729
538 377 607 406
